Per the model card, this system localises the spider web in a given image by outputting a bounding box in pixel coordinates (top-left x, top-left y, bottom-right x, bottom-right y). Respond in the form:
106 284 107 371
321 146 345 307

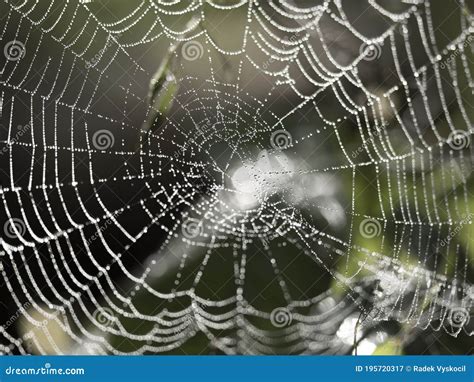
0 0 473 355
